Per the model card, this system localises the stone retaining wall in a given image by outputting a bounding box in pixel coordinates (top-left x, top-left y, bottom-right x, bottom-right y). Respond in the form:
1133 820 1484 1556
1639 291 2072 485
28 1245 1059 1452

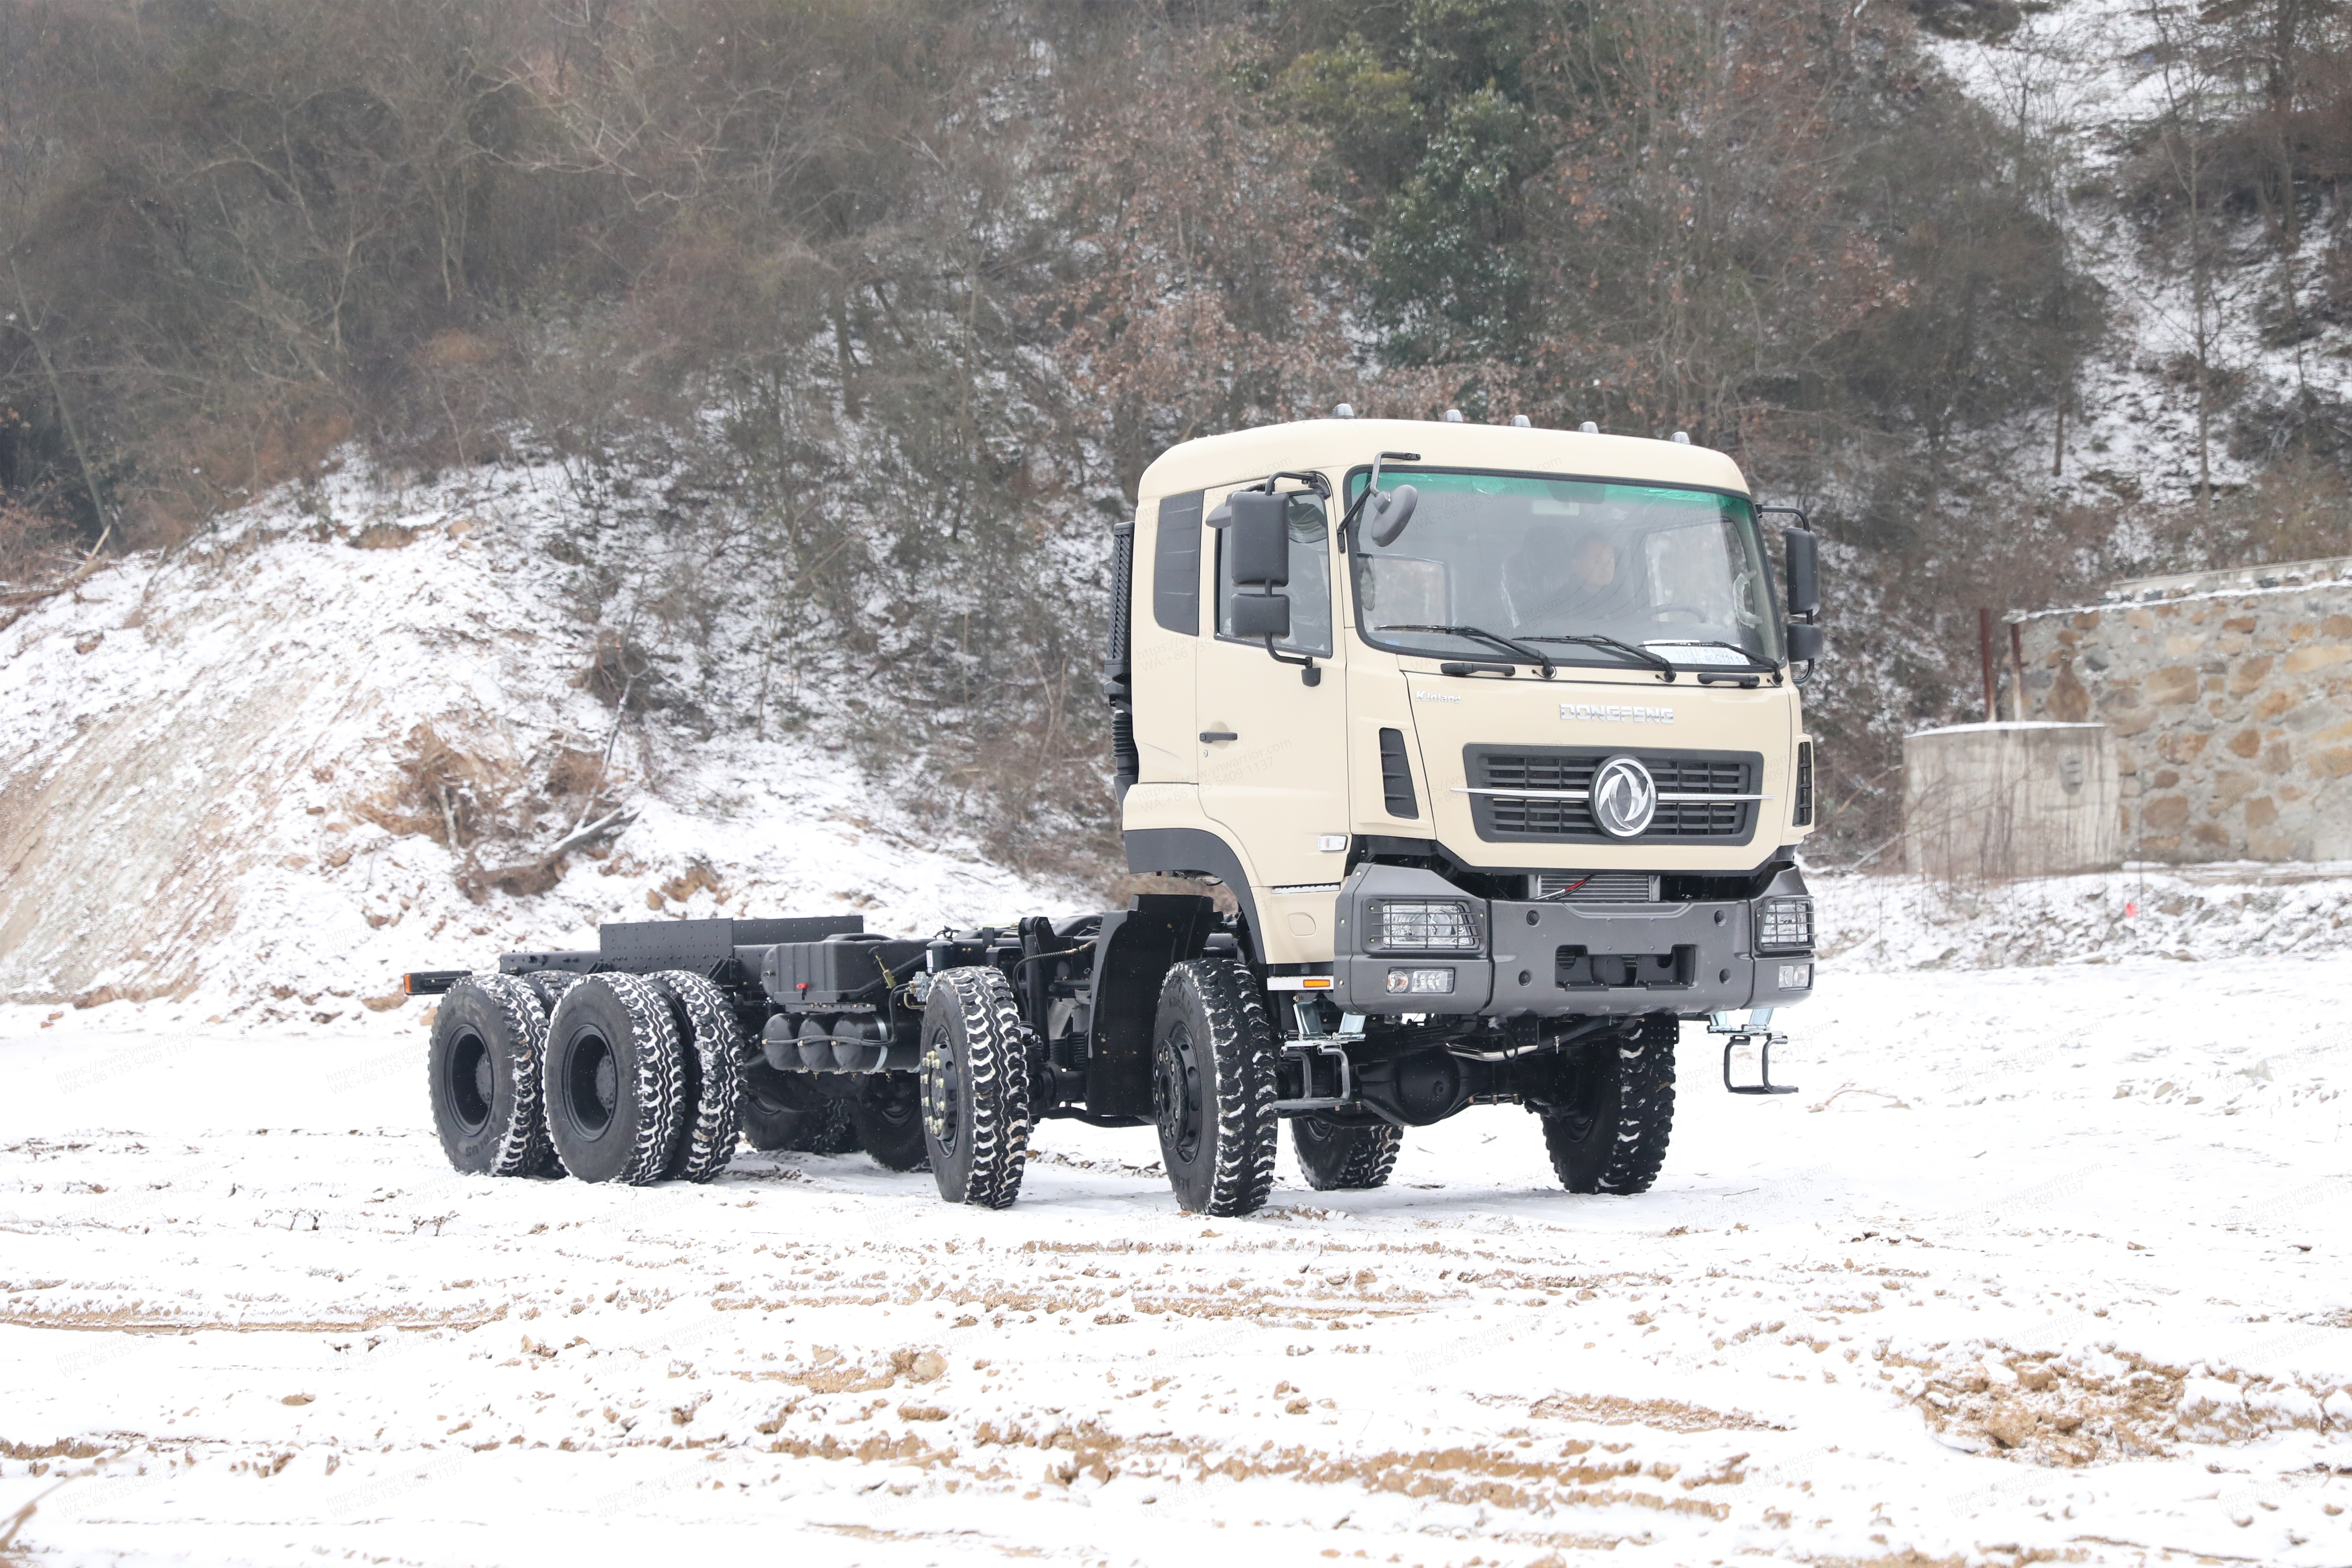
2013 556 2352 862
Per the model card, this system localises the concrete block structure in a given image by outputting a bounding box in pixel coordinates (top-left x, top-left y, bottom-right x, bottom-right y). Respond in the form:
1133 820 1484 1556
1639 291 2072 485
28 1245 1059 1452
1903 722 2121 878
2012 555 2352 863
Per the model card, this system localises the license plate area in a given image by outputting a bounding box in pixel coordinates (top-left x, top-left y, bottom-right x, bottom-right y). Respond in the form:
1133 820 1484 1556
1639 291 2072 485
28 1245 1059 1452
1555 945 1696 990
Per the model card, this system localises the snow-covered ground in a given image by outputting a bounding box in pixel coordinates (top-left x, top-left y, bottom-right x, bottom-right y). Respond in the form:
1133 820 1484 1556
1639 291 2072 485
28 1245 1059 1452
3 955 2346 1567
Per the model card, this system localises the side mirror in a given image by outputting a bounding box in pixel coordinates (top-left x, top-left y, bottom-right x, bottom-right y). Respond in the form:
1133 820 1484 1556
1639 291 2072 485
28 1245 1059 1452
1214 490 1290 587
1784 526 1819 619
1785 620 1823 662
1366 484 1418 548
1229 592 1292 641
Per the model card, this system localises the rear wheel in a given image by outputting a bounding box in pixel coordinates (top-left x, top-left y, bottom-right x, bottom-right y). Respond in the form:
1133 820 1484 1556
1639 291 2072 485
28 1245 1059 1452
1292 1117 1402 1192
853 1074 929 1172
647 971 743 1184
919 967 1032 1208
427 975 556 1177
521 971 579 1014
543 974 688 1185
738 1066 859 1153
1538 1016 1678 1194
1152 958 1279 1217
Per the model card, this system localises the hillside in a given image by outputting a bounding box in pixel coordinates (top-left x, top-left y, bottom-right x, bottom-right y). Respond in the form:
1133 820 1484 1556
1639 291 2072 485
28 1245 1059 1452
0 466 1080 1015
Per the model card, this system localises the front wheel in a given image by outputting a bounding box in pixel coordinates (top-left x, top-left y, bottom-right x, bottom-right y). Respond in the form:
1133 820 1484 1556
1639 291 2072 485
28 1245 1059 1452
919 967 1033 1208
1538 1015 1677 1194
1292 1117 1401 1192
1152 958 1279 1217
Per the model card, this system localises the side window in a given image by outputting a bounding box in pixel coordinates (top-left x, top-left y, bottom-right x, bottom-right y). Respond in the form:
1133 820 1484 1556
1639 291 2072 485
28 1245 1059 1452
1217 491 1333 657
1152 490 1204 635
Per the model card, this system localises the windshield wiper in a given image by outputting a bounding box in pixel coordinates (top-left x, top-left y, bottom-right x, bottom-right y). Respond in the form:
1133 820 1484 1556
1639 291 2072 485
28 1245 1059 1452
1521 634 1678 682
1378 624 1557 679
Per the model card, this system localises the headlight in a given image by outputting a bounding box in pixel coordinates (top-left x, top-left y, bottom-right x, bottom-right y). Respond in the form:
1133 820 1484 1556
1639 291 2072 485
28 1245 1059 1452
1385 967 1457 995
1756 896 1814 954
1367 898 1483 954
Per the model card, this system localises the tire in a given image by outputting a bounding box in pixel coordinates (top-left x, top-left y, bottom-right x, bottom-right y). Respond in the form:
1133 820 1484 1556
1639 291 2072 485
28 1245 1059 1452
853 1074 930 1172
427 975 557 1177
737 1065 860 1153
521 971 579 1013
542 973 688 1185
1152 958 1279 1217
513 973 582 1175
919 966 1033 1208
1539 1015 1678 1195
646 971 743 1184
1293 1117 1402 1192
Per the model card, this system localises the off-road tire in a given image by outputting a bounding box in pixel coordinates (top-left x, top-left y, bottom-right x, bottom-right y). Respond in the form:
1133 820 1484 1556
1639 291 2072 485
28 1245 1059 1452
1152 958 1279 1217
427 975 557 1177
511 973 582 1175
1293 1117 1402 1192
919 966 1032 1208
522 971 579 1013
737 1066 860 1153
542 973 688 1185
853 1073 929 1172
1539 1015 1677 1195
647 971 743 1184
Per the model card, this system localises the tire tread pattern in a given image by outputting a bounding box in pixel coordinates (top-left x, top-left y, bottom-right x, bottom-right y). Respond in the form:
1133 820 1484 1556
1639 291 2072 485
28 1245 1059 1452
1541 1015 1677 1195
456 974 557 1178
1293 1120 1402 1192
1162 958 1280 1218
547 972 686 1188
926 967 1033 1209
648 971 743 1183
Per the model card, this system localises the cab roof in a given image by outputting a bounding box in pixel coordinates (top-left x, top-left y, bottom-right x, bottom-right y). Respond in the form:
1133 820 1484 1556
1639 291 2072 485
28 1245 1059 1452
1134 418 1752 505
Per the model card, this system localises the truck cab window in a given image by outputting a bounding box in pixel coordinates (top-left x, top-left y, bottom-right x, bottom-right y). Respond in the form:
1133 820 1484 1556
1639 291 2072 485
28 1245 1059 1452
1216 491 1333 658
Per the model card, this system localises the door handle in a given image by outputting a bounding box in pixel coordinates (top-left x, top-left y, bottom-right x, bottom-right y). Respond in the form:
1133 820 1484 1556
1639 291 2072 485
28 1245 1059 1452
1199 731 1238 743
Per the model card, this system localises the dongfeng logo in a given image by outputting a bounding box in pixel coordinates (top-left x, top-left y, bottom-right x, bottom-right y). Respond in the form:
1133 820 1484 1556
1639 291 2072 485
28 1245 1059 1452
1589 756 1657 839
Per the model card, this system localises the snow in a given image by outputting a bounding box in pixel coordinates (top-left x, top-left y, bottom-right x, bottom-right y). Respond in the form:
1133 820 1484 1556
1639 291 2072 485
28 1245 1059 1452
1920 0 2352 515
1816 862 2352 968
3 952 2347 1566
0 463 1083 1019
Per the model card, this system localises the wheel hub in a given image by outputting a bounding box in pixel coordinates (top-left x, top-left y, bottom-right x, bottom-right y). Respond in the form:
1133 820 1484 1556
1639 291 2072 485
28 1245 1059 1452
447 1028 492 1134
923 1042 961 1153
566 1032 618 1136
1155 1021 1201 1165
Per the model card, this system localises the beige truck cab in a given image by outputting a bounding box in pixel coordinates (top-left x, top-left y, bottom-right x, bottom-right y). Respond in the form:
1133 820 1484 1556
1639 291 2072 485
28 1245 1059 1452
1108 415 1820 1029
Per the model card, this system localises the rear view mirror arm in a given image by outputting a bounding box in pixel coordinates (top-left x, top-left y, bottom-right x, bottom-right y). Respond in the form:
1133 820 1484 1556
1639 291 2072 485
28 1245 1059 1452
1263 630 1321 687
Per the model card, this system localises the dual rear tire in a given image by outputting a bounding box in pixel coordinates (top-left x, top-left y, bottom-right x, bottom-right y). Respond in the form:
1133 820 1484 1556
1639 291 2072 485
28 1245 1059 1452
430 969 742 1186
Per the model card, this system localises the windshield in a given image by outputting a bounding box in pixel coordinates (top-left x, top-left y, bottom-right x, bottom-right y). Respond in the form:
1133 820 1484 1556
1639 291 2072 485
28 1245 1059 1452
1346 469 1783 670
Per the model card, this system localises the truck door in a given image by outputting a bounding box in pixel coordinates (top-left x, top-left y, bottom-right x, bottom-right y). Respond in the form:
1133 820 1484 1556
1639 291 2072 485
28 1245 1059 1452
1195 483 1352 892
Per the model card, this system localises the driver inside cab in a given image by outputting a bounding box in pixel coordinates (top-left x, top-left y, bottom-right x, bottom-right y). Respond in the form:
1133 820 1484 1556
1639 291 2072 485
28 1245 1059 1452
1504 525 1626 629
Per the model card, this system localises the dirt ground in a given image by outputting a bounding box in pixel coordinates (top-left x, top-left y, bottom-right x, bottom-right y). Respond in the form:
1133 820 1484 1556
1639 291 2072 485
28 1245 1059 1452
2 958 2348 1566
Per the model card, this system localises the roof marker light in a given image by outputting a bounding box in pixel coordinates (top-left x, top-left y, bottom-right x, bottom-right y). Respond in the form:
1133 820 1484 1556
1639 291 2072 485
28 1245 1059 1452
1579 421 1599 434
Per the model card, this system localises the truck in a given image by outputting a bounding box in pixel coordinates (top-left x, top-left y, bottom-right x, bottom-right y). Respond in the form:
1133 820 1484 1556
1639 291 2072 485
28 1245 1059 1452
408 414 1825 1216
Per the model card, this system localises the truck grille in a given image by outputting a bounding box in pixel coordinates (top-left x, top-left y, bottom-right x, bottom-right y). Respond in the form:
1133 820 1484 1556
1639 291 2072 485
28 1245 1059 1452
1532 870 1660 903
1463 746 1762 845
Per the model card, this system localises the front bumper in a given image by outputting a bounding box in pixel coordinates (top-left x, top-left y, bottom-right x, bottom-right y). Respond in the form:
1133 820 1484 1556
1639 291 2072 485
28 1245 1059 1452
1328 863 1815 1017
